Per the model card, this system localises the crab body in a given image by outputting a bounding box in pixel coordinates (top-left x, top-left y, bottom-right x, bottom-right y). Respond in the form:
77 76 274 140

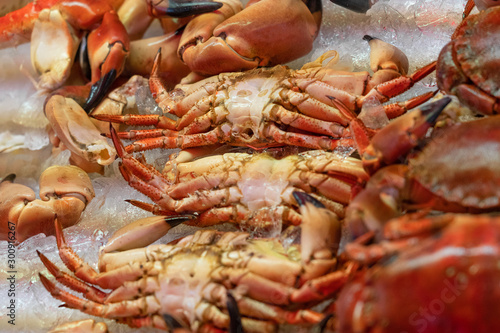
111 123 369 230
437 5 500 115
346 97 500 237
337 213 500 333
96 42 435 153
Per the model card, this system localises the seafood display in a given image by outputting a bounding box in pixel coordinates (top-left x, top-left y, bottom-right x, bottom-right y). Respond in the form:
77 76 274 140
1 0 497 333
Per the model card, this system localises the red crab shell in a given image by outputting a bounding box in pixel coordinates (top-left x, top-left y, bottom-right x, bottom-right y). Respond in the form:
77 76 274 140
408 115 500 209
437 6 500 114
336 214 500 333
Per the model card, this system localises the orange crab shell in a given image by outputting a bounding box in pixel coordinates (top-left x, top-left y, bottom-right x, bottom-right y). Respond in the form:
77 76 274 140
436 6 500 114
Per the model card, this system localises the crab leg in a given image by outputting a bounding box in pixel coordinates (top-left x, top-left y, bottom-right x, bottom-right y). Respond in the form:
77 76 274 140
285 89 354 124
38 251 108 303
357 61 437 108
195 205 303 227
148 49 221 116
122 128 225 151
93 113 178 130
120 124 355 152
177 96 219 130
265 123 355 151
289 171 353 204
267 105 347 137
381 91 437 119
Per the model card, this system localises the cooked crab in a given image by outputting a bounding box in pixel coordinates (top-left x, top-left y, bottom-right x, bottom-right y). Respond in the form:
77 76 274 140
39 192 356 332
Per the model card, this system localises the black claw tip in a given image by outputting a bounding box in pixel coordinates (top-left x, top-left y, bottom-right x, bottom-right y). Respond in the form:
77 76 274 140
164 214 197 228
363 34 374 42
226 291 244 333
162 314 185 329
1 173 16 183
84 69 118 114
329 0 373 13
293 191 325 209
166 1 223 18
421 97 452 125
312 314 334 333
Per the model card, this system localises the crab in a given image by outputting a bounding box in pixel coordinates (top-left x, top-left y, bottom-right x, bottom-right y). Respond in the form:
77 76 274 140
95 35 436 153
344 96 500 239
173 0 322 79
436 2 500 115
38 192 356 332
0 165 95 244
331 212 500 332
108 123 368 232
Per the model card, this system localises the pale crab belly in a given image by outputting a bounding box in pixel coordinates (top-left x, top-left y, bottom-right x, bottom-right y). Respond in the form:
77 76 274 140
223 77 281 141
155 251 219 326
236 161 292 211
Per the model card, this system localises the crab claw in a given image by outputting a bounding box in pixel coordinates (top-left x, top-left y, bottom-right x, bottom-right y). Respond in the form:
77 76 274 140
147 0 223 18
31 8 81 90
84 10 130 112
179 0 321 76
293 191 341 264
48 319 108 333
45 94 117 170
0 166 94 244
102 214 196 253
359 97 452 175
85 69 118 113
